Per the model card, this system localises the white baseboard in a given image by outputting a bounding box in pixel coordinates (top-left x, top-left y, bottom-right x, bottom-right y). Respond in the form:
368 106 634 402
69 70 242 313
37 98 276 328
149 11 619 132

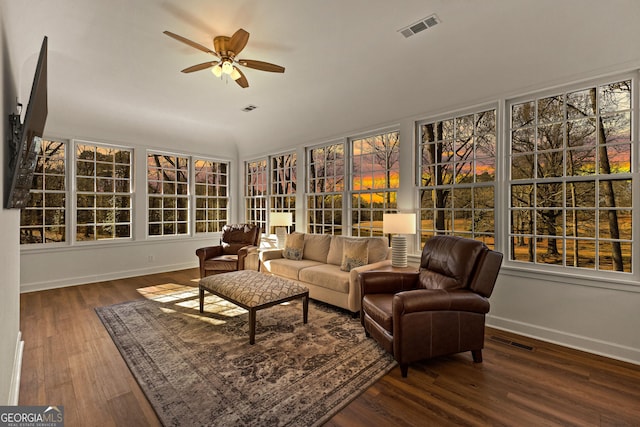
9 331 23 405
487 315 640 366
20 261 198 293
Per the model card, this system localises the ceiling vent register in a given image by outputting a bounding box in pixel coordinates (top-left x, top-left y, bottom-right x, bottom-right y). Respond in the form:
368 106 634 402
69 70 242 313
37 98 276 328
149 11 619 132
398 14 440 38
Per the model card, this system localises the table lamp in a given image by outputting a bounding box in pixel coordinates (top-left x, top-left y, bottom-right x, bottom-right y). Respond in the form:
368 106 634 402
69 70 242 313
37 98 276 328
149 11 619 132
383 213 416 267
270 211 293 249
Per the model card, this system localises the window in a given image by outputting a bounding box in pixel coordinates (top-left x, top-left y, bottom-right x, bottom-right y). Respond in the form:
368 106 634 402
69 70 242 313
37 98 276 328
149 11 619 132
245 159 268 233
147 153 189 236
509 78 633 272
20 139 66 244
194 159 229 233
418 109 497 248
270 152 297 231
75 143 132 241
350 130 399 236
307 143 345 235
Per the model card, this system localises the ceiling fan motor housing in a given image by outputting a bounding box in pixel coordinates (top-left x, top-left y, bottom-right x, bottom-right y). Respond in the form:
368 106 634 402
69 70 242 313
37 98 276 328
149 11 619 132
213 36 233 58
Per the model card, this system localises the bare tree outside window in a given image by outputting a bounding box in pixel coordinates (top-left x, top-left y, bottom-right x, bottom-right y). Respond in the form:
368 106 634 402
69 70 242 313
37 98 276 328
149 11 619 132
76 143 132 241
194 159 229 233
147 153 189 236
509 79 632 272
20 139 66 244
351 131 399 237
245 159 268 232
307 143 344 234
418 109 497 248
271 152 297 232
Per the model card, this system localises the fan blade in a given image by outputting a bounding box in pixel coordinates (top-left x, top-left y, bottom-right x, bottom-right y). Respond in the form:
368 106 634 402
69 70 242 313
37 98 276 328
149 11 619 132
234 67 249 88
237 59 285 73
163 31 218 56
227 29 249 56
181 61 218 73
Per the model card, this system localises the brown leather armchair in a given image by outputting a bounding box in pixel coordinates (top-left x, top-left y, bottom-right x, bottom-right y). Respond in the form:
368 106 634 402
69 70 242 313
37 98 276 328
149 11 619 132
359 235 503 377
196 224 260 278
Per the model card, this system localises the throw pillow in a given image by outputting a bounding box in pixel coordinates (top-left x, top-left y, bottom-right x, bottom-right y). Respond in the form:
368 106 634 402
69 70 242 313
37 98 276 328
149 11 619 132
283 233 305 260
340 239 369 272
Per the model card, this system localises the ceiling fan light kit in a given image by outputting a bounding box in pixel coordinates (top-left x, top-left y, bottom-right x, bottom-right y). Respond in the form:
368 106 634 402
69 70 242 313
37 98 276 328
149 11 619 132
164 28 285 89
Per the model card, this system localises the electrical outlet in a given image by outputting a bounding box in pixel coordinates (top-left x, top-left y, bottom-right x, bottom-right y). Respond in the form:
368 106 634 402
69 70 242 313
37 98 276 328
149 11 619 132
148 255 155 262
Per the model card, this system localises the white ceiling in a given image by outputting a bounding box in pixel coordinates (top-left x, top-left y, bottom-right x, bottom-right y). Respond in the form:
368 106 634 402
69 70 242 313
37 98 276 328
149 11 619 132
3 0 640 158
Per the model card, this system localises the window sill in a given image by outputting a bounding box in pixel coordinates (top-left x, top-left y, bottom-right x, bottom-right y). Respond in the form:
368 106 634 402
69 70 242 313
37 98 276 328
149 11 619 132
20 234 218 254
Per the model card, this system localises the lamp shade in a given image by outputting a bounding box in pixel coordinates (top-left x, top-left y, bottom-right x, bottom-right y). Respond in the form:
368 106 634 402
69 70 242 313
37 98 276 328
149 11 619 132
270 212 293 227
383 213 416 234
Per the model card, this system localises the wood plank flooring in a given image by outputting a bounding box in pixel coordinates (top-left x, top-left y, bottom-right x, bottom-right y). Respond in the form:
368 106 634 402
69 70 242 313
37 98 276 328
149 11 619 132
19 268 640 426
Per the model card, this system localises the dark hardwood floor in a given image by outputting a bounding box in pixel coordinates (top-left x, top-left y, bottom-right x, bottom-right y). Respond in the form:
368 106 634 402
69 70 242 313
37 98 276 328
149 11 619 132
19 268 640 426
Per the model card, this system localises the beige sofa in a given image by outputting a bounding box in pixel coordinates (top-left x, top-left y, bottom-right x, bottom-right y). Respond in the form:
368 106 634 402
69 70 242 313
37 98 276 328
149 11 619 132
259 233 391 314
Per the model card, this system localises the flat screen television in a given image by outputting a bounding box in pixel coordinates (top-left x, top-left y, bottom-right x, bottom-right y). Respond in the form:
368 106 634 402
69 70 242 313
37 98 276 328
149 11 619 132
6 36 48 209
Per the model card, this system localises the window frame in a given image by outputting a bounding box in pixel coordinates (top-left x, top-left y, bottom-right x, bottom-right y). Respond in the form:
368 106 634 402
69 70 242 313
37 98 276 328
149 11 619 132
193 157 230 234
306 140 345 235
505 73 637 278
74 140 134 243
146 150 190 238
19 138 68 246
270 151 297 233
244 158 269 233
416 105 498 250
348 128 400 237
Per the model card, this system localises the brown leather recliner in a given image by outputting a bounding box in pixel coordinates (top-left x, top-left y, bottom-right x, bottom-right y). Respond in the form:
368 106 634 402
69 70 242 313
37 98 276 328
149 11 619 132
196 224 260 278
359 235 503 377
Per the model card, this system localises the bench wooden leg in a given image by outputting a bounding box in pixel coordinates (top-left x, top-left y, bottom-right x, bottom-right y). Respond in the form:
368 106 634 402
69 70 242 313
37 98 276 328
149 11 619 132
249 308 256 345
199 286 205 313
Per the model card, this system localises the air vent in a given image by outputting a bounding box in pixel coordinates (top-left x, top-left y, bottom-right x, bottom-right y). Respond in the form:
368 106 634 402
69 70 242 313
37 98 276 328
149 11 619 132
489 335 534 351
242 105 257 112
398 14 440 38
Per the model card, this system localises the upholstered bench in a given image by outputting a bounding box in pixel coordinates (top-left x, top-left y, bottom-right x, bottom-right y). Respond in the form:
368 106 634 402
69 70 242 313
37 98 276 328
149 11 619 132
199 270 309 344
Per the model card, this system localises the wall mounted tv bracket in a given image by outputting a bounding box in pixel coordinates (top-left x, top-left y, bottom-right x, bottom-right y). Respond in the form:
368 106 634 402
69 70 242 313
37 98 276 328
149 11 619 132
7 111 23 173
7 110 42 209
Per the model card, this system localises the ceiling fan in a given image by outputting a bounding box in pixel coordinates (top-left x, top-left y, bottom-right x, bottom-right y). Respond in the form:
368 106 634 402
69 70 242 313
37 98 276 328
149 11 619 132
163 28 285 88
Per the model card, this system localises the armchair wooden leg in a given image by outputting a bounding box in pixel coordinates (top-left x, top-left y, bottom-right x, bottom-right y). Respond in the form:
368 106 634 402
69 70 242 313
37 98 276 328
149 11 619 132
472 349 483 363
400 363 409 378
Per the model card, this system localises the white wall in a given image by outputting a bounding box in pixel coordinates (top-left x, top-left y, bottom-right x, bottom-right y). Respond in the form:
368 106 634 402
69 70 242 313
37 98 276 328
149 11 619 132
488 269 640 364
21 239 205 292
0 18 24 405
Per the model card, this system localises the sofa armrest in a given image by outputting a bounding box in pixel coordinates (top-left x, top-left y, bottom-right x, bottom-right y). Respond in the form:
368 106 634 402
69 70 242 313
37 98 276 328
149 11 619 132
238 245 259 270
196 245 223 262
259 249 284 262
394 289 490 315
351 261 418 314
357 268 420 295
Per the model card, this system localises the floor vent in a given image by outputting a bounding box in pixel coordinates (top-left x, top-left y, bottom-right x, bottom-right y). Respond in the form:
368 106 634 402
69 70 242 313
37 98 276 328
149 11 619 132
398 14 440 38
489 335 534 351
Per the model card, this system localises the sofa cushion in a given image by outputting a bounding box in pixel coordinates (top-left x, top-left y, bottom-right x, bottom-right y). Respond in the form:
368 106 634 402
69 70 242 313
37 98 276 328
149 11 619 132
298 264 350 293
327 236 389 266
303 234 332 262
283 232 305 260
263 258 324 281
366 237 389 264
341 239 369 271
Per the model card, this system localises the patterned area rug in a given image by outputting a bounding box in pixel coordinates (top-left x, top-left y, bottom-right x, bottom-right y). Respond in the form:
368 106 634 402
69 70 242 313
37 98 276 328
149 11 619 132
96 284 396 427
